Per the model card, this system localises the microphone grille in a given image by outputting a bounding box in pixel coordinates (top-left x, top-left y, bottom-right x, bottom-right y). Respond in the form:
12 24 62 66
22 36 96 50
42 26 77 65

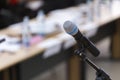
63 21 78 35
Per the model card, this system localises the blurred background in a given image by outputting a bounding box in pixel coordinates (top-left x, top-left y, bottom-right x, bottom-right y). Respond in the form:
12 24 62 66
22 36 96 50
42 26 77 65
0 0 86 29
0 0 120 80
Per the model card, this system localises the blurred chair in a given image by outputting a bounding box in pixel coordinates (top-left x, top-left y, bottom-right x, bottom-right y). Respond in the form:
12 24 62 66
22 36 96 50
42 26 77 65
0 0 37 29
40 0 86 14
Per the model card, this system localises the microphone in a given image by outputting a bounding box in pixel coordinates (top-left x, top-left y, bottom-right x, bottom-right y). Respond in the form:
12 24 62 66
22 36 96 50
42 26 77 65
63 21 100 57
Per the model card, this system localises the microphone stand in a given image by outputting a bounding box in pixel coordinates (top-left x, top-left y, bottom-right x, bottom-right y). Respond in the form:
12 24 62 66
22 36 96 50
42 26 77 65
74 45 112 80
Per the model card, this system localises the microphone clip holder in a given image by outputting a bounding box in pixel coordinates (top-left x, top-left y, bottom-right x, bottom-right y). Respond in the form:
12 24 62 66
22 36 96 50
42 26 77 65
74 45 112 80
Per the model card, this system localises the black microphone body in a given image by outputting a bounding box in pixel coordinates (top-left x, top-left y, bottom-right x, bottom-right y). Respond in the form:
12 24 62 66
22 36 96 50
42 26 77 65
63 21 100 57
74 32 100 57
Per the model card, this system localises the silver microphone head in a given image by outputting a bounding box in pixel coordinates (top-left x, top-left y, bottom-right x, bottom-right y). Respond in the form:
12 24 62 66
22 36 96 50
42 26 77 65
63 21 78 36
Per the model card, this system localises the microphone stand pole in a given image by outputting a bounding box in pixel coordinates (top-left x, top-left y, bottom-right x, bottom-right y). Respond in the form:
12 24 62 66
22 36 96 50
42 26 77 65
74 47 112 80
